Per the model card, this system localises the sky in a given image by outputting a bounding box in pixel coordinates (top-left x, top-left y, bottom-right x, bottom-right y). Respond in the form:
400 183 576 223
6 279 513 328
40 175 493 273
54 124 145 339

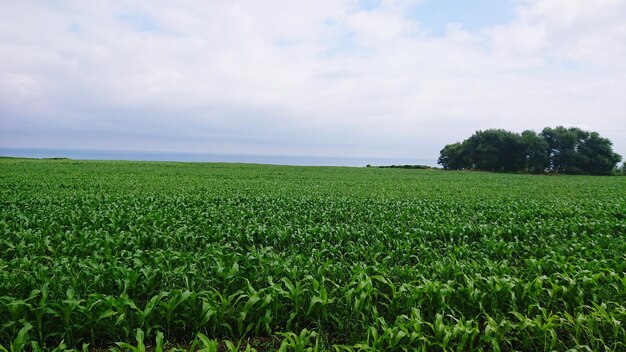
1 0 625 161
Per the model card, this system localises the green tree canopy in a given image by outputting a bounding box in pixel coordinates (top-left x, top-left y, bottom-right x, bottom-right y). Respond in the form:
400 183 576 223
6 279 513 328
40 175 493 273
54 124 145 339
521 130 549 173
463 129 525 172
438 126 622 175
437 142 466 170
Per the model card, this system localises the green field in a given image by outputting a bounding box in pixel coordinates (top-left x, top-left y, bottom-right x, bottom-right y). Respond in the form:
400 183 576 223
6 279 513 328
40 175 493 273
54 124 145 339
1 158 625 351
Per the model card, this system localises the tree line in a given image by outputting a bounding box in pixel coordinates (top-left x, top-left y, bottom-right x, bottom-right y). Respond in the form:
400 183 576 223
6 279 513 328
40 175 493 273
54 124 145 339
438 126 622 175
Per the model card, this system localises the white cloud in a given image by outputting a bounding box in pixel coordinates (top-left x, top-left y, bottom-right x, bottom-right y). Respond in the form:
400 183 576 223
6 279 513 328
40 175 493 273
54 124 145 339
1 0 625 160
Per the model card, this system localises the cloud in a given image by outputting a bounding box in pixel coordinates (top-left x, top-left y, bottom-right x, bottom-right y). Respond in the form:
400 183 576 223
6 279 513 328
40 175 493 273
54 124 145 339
1 0 625 160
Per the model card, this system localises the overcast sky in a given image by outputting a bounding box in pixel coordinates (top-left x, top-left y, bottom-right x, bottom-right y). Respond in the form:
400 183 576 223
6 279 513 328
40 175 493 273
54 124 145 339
1 0 625 160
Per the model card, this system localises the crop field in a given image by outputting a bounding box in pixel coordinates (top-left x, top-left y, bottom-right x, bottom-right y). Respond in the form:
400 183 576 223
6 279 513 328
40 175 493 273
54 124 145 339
1 158 625 351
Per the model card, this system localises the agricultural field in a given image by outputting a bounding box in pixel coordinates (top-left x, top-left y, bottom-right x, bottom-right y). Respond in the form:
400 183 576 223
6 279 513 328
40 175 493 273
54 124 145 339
1 157 625 351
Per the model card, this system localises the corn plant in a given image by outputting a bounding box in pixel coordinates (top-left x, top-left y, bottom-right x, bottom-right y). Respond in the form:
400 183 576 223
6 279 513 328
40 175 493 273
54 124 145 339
1 158 625 350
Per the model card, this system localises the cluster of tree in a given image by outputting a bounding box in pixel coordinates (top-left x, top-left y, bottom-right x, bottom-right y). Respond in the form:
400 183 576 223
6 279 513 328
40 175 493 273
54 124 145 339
438 127 622 175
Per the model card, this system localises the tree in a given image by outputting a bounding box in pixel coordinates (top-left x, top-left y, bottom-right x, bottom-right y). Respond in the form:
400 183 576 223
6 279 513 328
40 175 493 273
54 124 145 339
576 132 622 175
463 129 525 172
438 142 466 170
438 126 621 175
540 126 587 173
521 130 549 173
541 126 621 175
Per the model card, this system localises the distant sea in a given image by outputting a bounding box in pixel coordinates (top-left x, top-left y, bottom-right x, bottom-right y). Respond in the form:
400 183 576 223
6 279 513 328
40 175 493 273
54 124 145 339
0 148 439 167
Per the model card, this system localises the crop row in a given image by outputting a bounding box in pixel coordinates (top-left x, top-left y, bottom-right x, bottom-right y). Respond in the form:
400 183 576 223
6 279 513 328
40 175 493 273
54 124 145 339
3 274 625 350
1 159 625 350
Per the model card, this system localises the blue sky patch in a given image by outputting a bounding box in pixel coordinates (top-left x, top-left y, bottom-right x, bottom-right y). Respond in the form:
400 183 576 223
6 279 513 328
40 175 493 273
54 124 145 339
357 0 382 11
117 12 161 33
408 0 515 35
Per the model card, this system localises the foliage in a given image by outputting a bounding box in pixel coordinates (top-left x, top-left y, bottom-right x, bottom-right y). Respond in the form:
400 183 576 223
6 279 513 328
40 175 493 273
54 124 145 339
464 129 526 172
438 126 622 175
437 142 466 171
521 130 549 174
1 159 625 351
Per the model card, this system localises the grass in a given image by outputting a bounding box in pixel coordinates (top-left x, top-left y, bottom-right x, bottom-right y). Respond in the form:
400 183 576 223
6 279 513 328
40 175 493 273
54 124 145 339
1 158 625 351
